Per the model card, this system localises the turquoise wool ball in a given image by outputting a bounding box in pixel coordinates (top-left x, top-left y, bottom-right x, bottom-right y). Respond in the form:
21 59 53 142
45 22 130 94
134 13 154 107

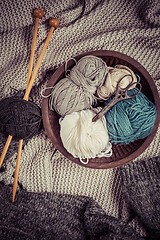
105 88 157 145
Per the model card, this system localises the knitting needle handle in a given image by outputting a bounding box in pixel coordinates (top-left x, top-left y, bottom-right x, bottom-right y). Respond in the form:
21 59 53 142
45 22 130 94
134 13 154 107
12 139 23 202
0 135 13 168
24 18 59 101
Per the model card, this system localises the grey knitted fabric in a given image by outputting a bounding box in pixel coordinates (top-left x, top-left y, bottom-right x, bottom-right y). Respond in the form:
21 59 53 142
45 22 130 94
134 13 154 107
121 156 160 239
0 156 159 239
0 0 160 237
0 182 143 240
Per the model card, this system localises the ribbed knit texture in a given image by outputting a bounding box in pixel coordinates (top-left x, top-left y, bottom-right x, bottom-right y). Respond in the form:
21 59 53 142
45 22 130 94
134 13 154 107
0 182 144 240
0 0 160 237
121 156 160 239
0 156 159 239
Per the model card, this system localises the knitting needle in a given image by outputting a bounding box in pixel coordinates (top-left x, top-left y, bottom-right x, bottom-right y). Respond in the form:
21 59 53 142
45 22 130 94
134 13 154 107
12 18 59 202
12 139 23 202
0 9 44 169
0 135 12 168
26 8 44 87
12 9 44 202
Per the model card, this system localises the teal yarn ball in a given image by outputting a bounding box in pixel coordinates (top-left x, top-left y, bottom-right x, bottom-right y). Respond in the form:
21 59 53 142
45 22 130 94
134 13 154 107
105 88 157 144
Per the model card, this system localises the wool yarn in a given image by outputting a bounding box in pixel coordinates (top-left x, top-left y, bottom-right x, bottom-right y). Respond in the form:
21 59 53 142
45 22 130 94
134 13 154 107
0 96 42 140
105 88 157 144
96 65 138 101
59 108 112 164
49 55 108 116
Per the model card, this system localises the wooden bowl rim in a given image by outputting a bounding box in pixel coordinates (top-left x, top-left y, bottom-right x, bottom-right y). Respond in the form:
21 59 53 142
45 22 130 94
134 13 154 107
42 50 160 169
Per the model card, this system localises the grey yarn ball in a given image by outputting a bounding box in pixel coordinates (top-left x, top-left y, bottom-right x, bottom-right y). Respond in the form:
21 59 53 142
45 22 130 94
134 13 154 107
49 55 108 116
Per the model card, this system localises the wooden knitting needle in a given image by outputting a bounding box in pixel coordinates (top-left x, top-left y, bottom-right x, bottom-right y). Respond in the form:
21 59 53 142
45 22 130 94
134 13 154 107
12 18 59 202
0 135 12 168
26 8 44 87
12 139 23 202
0 9 44 169
23 18 59 100
12 9 44 202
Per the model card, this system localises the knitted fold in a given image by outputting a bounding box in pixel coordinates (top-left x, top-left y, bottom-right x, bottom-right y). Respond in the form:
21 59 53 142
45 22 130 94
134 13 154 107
0 182 142 240
121 156 160 239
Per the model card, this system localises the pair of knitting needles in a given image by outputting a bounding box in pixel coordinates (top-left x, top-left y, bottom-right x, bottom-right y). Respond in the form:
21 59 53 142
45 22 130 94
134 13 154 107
0 9 59 202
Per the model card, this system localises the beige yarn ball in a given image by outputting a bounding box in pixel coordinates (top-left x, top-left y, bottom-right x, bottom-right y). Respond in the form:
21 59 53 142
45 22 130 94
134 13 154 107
96 65 138 101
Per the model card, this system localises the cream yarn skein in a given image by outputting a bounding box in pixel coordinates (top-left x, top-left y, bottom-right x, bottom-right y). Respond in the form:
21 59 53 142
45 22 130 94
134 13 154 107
59 108 112 164
49 55 108 116
96 65 137 101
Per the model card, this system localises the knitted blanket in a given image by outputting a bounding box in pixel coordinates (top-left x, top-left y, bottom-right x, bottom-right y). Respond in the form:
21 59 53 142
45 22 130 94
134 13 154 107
0 0 160 238
0 157 160 239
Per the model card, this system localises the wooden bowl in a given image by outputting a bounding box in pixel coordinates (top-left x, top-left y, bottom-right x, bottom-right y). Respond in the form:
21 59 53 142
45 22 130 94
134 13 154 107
42 50 160 169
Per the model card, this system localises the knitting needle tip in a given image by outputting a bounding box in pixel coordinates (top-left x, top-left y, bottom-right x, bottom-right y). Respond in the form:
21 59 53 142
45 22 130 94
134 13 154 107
12 183 18 202
12 194 15 203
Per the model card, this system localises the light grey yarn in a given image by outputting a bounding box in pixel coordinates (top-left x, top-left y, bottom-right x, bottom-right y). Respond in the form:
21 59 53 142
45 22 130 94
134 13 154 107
69 55 108 93
49 55 108 116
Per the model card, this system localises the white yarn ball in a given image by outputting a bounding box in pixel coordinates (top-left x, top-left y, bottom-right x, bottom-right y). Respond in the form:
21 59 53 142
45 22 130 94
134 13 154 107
59 109 112 164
